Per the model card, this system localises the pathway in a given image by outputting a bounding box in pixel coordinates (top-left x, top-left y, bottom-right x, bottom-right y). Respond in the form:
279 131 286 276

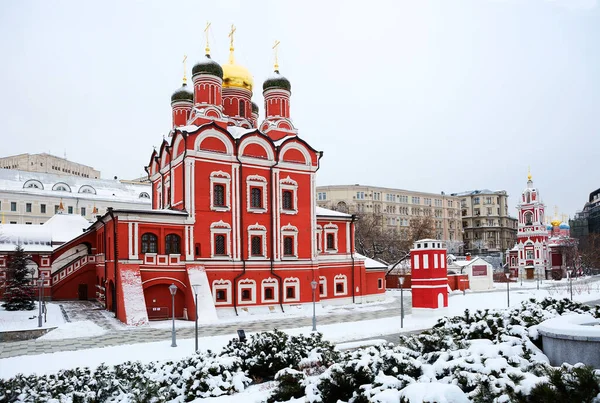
0 296 412 359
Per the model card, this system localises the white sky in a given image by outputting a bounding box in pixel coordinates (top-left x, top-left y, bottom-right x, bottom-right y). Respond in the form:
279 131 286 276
1 0 598 216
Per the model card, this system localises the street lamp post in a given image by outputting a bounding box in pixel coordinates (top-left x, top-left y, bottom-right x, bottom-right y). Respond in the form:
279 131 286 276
399 276 405 329
505 272 510 308
310 280 318 331
38 273 45 328
169 283 178 347
192 284 201 352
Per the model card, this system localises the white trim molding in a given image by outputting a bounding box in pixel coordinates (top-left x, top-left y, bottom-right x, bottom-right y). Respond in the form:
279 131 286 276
210 220 232 258
210 171 231 212
261 277 279 303
248 223 268 259
319 275 327 297
334 274 348 296
281 223 298 260
238 278 257 305
324 223 339 253
283 277 300 303
279 176 298 215
212 279 231 305
246 174 268 213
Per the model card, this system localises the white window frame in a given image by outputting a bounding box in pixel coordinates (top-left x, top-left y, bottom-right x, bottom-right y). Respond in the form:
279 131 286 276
378 278 384 289
316 225 323 253
156 183 163 209
238 278 256 305
164 178 171 208
319 276 327 297
248 223 267 259
247 175 267 213
324 223 338 253
210 220 231 258
283 277 300 303
212 279 231 305
334 274 347 296
280 176 298 215
261 277 279 303
210 171 231 212
281 223 298 260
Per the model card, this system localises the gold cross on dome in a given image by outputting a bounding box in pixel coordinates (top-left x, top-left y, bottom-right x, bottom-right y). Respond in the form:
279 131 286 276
272 40 280 71
204 22 211 55
182 55 187 84
228 24 236 49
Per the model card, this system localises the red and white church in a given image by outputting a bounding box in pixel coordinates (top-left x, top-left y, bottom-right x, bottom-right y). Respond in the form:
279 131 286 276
0 32 386 324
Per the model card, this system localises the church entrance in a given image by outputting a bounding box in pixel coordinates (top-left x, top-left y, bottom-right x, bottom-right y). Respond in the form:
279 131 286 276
525 267 534 280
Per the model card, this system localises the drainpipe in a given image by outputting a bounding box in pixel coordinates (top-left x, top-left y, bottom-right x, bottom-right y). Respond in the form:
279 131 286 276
233 144 246 316
269 153 284 313
182 133 188 212
351 214 356 303
102 215 108 305
107 208 118 317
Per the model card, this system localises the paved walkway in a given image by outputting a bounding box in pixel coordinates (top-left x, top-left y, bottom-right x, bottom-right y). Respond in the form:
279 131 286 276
0 297 412 359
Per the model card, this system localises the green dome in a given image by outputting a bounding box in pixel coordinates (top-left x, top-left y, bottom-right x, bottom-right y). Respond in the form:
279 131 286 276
171 83 193 103
263 70 291 92
192 55 223 79
251 101 259 114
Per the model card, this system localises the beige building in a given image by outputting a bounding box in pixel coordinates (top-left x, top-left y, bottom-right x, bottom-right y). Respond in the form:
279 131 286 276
316 185 463 246
0 153 100 179
450 189 517 253
0 169 151 225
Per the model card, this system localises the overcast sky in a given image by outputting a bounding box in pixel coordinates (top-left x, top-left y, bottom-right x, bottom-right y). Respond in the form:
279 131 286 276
1 0 598 218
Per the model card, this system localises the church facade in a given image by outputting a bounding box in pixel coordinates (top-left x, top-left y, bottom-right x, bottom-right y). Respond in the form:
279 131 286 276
10 30 385 324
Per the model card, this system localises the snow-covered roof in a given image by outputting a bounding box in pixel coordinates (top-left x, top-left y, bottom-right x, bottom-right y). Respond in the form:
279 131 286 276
316 206 351 218
43 214 90 243
0 169 151 204
451 189 501 196
0 214 90 252
226 126 256 138
355 253 387 269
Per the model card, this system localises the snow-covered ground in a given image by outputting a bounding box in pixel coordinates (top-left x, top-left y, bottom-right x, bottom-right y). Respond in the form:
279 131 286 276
2 281 600 383
0 302 64 331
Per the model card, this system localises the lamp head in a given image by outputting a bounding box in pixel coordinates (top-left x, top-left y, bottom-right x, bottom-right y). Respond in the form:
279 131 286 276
169 283 178 295
192 284 201 294
311 280 318 290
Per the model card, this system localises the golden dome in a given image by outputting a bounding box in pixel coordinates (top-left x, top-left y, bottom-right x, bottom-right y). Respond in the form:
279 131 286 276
551 218 561 227
222 61 253 91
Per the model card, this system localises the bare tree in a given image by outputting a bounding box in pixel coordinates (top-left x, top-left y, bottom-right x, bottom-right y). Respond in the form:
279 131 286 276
580 233 600 272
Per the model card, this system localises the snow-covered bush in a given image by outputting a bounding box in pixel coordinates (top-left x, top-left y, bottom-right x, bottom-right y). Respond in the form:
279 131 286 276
0 350 251 402
267 368 306 403
220 329 339 382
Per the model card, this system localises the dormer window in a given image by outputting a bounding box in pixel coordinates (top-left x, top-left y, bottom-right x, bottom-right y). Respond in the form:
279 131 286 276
79 185 96 194
139 192 150 199
52 182 72 192
23 180 44 190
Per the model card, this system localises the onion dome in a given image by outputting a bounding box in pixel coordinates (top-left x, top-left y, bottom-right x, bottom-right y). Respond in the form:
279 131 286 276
171 83 193 103
559 222 570 230
192 55 223 79
263 70 291 92
251 101 259 114
223 61 253 91
546 224 553 231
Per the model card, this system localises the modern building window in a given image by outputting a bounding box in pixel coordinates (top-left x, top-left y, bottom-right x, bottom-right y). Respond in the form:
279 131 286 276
317 192 327 201
10 202 16 212
141 233 158 253
165 234 181 254
67 206 73 214
251 187 262 208
251 235 262 256
26 203 32 213
80 207 86 216
215 234 226 255
282 190 293 210
283 236 294 256
55 205 60 214
213 184 225 207
40 204 46 214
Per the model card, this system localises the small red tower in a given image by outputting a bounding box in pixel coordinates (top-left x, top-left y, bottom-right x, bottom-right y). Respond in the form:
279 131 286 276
410 239 448 315
171 80 193 129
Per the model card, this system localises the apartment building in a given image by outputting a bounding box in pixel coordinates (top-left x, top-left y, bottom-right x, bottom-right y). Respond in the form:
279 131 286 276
316 184 463 243
0 169 151 225
0 153 100 179
450 189 517 253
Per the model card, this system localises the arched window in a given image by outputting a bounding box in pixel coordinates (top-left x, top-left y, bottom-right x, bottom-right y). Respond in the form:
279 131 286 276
239 100 245 117
23 179 43 190
251 236 262 256
251 188 262 208
165 234 181 254
336 201 348 213
524 211 533 226
215 234 226 256
214 184 225 207
141 233 158 253
282 190 293 210
78 185 96 194
283 237 294 256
